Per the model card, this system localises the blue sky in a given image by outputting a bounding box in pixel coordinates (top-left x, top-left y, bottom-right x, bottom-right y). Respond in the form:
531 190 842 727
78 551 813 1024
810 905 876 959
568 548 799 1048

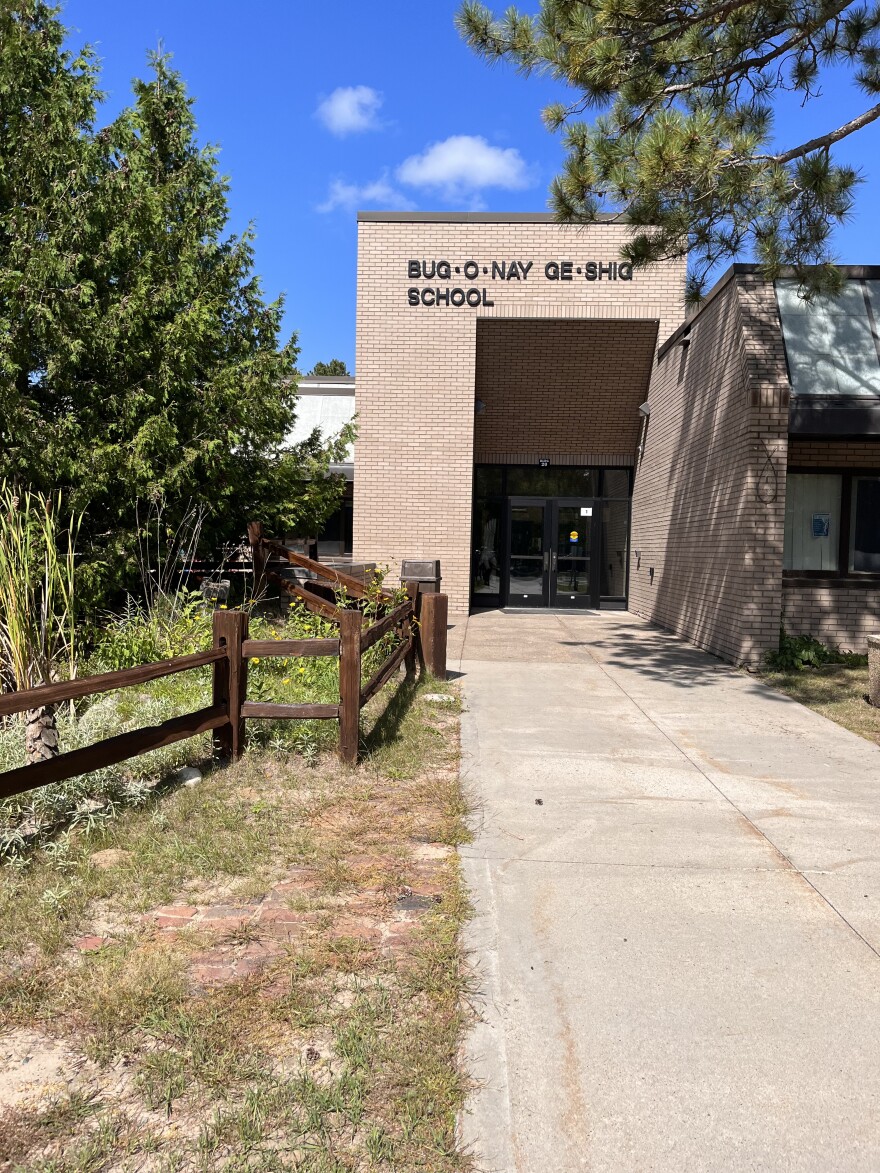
63 1 880 374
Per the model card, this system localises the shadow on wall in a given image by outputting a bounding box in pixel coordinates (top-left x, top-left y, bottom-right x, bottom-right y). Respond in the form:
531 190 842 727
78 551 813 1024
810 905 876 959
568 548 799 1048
782 582 880 652
632 279 787 666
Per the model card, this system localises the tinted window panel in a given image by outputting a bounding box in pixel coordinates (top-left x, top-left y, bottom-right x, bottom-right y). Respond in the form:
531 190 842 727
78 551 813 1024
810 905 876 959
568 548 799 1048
851 477 880 572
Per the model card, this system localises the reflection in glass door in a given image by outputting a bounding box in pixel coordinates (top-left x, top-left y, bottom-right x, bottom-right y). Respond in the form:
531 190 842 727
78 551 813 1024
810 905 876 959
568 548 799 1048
551 503 594 607
507 500 548 606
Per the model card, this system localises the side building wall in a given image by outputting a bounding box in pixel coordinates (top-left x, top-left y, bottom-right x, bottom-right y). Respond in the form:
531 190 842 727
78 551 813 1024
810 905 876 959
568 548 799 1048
628 274 791 666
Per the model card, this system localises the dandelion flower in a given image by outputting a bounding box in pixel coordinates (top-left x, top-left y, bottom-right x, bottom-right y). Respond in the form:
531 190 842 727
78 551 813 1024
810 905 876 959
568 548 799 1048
282 677 291 684
298 667 305 674
252 657 260 664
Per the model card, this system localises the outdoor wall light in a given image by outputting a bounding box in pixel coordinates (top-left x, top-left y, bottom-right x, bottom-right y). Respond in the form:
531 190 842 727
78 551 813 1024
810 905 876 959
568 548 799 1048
475 398 486 414
638 402 651 418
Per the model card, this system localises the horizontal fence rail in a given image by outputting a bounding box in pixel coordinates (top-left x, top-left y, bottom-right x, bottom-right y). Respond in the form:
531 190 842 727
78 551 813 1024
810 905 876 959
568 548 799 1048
361 640 411 707
0 704 229 801
241 638 340 659
0 524 449 800
240 702 340 720
0 649 227 719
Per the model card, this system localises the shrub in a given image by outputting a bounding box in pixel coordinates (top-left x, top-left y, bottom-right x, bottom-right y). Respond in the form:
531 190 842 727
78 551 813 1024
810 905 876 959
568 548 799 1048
766 628 868 671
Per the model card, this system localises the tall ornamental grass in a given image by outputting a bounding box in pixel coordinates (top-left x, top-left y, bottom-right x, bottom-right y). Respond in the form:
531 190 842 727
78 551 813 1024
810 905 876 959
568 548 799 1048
0 484 82 761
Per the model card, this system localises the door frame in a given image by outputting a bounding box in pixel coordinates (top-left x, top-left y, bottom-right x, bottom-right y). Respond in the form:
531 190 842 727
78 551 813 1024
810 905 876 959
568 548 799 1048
549 497 599 609
505 496 550 607
503 496 600 609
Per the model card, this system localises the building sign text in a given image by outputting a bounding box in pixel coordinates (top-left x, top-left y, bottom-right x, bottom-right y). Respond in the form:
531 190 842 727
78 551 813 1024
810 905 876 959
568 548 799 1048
407 257 634 309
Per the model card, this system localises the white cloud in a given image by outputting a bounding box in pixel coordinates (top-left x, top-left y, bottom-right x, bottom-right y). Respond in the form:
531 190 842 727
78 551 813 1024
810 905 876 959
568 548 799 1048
315 85 384 136
317 174 417 215
396 135 533 200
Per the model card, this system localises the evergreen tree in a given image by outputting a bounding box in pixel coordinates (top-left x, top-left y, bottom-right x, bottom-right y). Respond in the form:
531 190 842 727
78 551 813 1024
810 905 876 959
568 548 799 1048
307 359 350 376
0 4 348 607
457 0 880 299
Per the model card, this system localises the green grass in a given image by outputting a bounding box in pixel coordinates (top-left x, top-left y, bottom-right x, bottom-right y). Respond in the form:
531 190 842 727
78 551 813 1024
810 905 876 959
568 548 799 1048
0 671 472 1172
760 662 880 747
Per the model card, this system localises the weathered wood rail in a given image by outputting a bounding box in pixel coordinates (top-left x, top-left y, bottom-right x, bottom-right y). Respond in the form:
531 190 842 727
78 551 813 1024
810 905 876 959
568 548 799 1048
0 528 448 800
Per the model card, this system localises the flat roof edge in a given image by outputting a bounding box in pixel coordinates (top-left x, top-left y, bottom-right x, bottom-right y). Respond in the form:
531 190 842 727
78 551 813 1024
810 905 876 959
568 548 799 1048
298 375 355 386
356 211 629 224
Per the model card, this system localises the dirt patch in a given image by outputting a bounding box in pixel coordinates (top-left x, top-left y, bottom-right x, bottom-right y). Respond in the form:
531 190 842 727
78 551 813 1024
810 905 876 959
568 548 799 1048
0 1030 91 1111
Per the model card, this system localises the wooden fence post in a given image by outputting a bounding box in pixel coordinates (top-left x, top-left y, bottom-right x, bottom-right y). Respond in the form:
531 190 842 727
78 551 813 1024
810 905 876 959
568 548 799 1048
419 593 448 680
247 521 267 601
404 580 420 677
212 609 249 760
338 608 363 765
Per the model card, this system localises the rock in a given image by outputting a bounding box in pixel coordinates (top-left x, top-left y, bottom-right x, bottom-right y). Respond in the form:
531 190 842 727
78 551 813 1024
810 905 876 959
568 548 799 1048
76 798 105 816
88 848 131 871
174 766 202 787
423 693 455 705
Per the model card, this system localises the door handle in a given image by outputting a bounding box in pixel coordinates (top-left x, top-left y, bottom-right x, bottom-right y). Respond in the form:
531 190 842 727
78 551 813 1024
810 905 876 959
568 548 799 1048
551 552 557 572
543 551 549 571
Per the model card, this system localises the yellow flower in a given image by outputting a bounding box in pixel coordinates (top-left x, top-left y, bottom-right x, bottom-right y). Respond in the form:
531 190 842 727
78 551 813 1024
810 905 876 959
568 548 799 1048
252 657 260 664
282 678 291 684
219 604 227 610
298 667 305 674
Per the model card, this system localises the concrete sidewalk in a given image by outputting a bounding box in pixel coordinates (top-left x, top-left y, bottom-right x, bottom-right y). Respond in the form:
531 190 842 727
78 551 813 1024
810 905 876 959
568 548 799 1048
451 611 880 1173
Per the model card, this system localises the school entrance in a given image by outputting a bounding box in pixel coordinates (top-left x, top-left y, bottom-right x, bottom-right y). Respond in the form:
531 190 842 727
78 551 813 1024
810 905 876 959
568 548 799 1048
471 467 632 610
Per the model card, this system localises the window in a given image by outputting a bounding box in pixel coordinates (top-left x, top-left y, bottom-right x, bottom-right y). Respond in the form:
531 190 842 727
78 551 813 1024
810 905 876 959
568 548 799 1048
600 500 629 597
850 477 880 572
776 280 880 398
784 474 841 571
784 471 880 575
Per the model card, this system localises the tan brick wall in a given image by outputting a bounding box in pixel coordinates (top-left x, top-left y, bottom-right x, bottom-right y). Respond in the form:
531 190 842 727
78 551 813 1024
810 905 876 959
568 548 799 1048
787 438 880 467
782 582 880 651
473 318 657 464
628 274 791 666
354 216 686 610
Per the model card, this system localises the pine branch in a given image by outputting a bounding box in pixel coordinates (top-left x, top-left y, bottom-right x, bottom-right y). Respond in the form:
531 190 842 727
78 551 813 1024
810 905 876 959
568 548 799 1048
756 98 880 162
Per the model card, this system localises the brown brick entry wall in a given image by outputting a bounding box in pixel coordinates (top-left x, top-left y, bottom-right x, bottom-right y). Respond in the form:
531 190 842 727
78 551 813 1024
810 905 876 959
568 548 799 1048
473 319 658 466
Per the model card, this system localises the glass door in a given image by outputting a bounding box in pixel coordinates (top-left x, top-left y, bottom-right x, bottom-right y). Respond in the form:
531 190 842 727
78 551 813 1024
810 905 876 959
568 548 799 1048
506 498 549 606
550 501 597 608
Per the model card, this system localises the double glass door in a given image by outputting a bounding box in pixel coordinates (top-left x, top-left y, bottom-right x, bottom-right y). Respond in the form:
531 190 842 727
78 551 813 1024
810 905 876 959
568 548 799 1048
507 497 597 608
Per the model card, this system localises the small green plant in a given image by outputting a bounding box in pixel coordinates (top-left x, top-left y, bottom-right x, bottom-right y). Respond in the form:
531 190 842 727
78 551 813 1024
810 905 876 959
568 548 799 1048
91 589 211 672
766 628 868 672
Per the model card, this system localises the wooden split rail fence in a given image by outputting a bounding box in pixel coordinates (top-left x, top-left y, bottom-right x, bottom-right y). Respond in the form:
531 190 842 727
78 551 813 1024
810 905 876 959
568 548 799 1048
0 529 448 801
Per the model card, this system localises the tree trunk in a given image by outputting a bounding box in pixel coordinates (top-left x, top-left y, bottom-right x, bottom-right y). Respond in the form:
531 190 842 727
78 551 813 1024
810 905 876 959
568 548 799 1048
25 704 59 764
